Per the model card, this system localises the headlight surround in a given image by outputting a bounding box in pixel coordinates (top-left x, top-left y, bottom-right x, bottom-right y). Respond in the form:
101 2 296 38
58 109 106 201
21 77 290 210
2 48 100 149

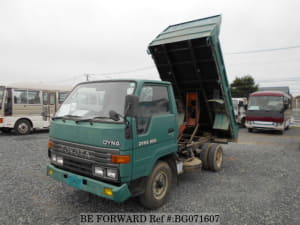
93 166 118 180
51 153 63 165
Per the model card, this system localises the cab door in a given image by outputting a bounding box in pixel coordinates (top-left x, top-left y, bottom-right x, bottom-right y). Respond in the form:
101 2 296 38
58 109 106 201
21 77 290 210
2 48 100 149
132 84 178 179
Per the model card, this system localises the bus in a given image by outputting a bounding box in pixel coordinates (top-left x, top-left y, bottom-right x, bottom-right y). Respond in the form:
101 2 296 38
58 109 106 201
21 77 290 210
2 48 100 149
245 91 292 134
0 84 70 134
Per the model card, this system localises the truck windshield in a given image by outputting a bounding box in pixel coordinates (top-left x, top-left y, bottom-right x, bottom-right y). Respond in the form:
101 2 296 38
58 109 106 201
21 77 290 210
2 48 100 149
248 96 283 111
0 87 4 106
55 82 136 119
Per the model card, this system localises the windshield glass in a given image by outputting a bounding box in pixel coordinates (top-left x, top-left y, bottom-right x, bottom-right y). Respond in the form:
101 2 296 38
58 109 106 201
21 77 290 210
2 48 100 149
0 87 4 107
55 82 136 120
248 96 283 111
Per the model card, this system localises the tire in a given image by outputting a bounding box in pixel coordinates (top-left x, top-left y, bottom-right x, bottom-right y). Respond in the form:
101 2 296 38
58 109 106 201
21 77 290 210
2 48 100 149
248 128 253 133
208 144 223 172
14 119 31 135
199 143 213 170
139 161 172 209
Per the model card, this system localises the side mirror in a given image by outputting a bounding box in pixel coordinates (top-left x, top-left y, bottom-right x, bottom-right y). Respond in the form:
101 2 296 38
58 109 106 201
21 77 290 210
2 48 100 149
109 110 120 121
238 101 244 107
125 94 139 117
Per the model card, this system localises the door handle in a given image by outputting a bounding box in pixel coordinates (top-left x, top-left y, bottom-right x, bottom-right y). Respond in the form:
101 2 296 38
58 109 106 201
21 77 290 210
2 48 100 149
168 128 174 133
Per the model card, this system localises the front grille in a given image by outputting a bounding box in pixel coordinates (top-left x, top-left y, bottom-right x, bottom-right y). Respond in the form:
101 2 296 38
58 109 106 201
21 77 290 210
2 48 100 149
50 138 120 182
63 157 93 177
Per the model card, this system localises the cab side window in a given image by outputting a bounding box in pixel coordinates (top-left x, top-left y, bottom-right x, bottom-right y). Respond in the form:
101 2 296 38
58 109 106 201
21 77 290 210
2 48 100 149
137 85 170 134
139 85 170 115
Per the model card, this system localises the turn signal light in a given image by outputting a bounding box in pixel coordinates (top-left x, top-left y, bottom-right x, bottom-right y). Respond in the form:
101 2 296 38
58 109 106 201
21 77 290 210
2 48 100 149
0 118 3 123
48 141 54 149
111 155 131 164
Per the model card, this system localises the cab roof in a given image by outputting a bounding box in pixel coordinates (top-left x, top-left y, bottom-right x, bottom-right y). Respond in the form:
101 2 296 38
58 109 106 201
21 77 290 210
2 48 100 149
77 79 171 86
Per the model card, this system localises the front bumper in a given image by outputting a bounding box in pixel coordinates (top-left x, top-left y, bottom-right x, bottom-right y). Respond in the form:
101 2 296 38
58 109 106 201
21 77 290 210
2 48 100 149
47 164 131 202
245 121 284 131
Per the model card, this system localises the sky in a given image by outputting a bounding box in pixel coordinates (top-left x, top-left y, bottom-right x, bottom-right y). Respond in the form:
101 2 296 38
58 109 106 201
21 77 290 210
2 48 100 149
0 0 300 96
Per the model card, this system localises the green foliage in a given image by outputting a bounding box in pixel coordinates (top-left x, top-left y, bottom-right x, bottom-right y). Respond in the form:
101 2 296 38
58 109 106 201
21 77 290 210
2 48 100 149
230 75 258 98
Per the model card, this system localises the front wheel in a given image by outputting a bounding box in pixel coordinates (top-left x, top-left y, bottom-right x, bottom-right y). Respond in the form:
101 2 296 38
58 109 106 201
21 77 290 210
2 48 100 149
248 128 253 133
139 161 172 209
14 119 31 135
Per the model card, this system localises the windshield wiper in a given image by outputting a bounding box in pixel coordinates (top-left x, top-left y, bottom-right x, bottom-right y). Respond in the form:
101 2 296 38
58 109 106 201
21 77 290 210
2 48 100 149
74 116 113 124
52 115 82 120
91 116 112 120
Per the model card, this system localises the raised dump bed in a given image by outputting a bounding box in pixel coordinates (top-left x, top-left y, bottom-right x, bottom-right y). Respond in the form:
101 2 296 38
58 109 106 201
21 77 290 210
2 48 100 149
148 15 238 141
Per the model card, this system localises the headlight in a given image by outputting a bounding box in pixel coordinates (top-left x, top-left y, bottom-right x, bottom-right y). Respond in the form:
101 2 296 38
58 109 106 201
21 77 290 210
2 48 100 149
107 168 117 179
56 156 64 165
51 153 57 162
94 166 104 177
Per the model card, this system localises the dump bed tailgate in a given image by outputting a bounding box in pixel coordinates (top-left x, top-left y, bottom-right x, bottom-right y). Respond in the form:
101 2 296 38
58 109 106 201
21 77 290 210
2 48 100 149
148 15 238 141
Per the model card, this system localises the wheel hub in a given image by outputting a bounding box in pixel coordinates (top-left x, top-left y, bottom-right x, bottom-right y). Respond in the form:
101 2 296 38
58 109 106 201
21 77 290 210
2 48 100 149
216 149 223 168
152 171 168 200
18 123 28 133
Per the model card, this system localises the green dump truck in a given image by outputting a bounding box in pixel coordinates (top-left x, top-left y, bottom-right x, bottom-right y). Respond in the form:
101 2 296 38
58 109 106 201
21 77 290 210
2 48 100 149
47 15 238 209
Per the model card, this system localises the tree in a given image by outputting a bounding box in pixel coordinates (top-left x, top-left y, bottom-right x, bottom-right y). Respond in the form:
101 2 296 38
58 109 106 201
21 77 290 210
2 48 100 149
230 75 258 98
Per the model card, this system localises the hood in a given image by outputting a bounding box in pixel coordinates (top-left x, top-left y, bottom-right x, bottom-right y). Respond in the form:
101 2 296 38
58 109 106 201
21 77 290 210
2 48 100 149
50 119 131 150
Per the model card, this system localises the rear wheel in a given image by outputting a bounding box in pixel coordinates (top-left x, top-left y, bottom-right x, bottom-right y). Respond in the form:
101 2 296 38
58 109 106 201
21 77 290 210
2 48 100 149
199 143 212 170
208 144 223 172
139 161 172 209
14 119 31 135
